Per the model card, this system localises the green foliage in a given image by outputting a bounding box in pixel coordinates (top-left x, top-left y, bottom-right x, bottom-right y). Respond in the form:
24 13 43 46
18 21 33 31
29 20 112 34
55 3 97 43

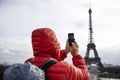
89 68 99 73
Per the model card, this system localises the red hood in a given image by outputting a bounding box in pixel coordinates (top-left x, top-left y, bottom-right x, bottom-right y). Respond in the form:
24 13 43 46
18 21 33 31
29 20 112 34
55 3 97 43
32 28 61 60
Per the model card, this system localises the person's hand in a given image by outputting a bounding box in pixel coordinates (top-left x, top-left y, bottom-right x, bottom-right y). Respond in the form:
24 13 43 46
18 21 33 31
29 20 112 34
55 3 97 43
70 41 79 56
64 40 70 54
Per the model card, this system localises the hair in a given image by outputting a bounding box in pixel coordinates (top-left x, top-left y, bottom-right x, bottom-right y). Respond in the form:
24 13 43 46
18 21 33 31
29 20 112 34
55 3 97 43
0 64 9 80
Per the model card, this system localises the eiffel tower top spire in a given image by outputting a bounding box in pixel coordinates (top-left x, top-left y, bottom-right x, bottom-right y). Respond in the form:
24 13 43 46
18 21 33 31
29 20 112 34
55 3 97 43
88 8 94 43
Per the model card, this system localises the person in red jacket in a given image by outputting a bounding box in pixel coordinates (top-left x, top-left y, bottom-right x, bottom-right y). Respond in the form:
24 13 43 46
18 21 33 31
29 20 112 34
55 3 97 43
25 28 90 80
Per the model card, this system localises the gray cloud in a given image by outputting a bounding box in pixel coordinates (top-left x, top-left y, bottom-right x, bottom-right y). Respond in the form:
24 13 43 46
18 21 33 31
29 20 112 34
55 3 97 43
0 48 32 65
0 38 32 65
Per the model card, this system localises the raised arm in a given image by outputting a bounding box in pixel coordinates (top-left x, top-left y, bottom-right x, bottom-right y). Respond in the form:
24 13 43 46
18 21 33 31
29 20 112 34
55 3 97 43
70 54 90 80
68 41 90 80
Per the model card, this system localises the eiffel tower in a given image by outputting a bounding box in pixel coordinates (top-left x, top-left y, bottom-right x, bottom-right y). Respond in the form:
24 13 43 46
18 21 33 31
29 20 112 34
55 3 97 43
84 8 103 69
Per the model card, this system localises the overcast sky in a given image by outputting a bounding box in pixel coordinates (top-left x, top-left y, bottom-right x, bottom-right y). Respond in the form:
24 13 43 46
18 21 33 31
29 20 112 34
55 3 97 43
0 0 120 65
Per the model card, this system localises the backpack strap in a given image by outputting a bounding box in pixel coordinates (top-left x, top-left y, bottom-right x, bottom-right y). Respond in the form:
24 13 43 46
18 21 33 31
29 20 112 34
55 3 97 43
40 58 57 70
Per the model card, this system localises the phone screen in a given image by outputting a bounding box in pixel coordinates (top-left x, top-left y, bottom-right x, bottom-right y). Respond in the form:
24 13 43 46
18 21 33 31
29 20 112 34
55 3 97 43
68 33 75 46
68 34 74 39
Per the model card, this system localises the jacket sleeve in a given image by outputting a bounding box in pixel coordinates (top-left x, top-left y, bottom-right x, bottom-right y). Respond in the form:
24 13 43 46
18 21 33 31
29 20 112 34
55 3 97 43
68 54 90 80
58 50 67 61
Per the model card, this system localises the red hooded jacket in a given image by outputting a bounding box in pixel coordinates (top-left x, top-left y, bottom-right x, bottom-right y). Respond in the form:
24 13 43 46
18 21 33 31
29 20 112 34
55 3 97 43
25 28 89 80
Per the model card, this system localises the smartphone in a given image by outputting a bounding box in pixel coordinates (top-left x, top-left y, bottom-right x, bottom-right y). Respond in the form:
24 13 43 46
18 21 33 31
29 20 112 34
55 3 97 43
68 33 75 46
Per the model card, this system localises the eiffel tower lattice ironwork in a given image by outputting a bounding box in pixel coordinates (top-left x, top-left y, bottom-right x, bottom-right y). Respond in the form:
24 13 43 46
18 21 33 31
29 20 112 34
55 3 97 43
84 8 103 69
